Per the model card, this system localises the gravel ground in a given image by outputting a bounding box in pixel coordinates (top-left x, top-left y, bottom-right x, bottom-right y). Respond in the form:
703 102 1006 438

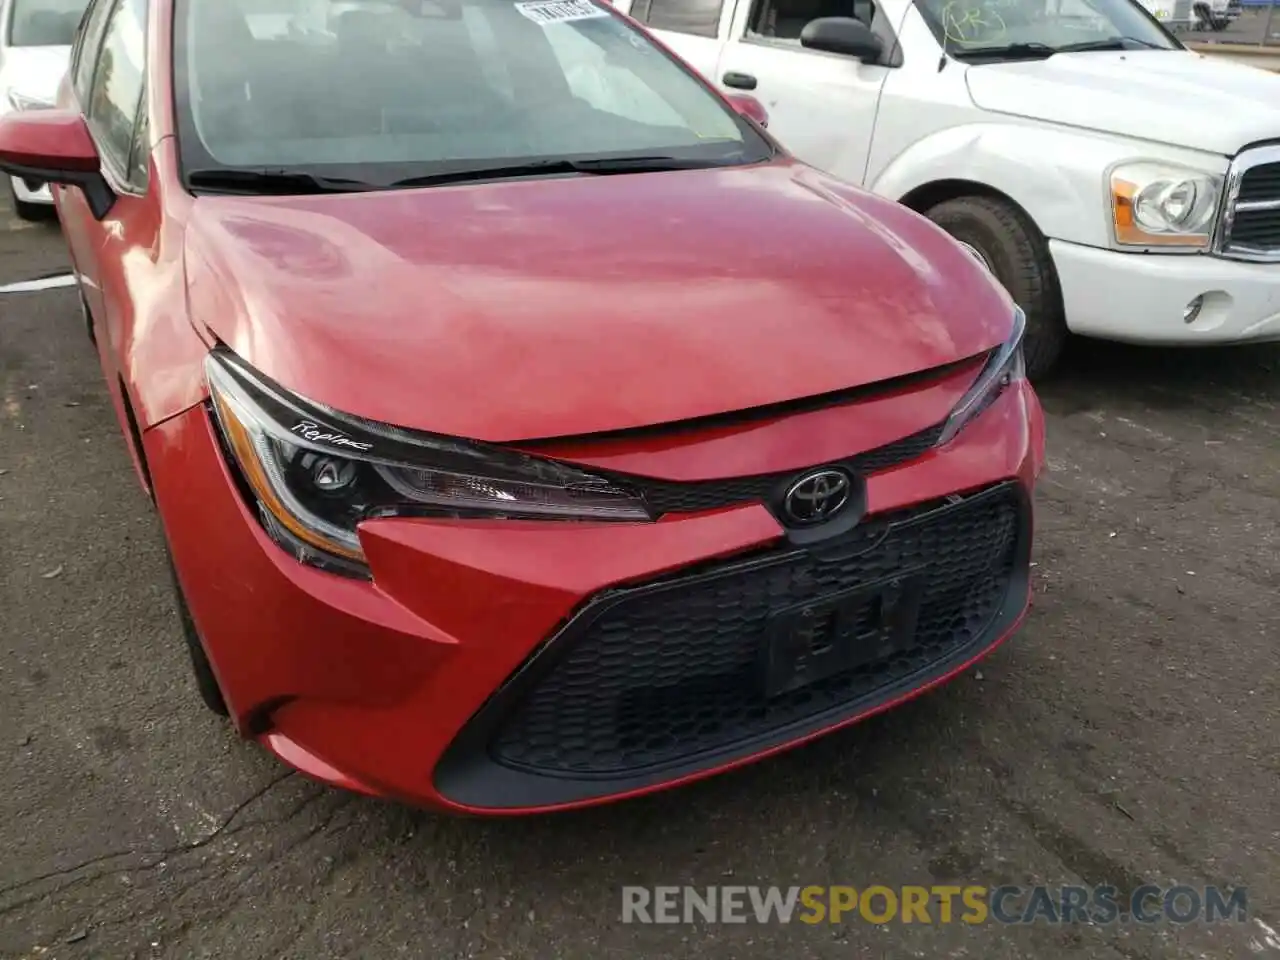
0 194 1277 960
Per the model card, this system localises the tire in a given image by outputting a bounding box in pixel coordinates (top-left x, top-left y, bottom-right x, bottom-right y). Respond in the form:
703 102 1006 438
115 378 222 714
165 551 229 716
8 178 52 222
1211 16 1229 29
926 195 1068 380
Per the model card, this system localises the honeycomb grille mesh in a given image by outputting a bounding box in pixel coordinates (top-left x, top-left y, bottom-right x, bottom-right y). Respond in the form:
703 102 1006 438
489 485 1022 776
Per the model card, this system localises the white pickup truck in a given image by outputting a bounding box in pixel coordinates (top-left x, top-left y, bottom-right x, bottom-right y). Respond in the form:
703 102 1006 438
610 0 1280 375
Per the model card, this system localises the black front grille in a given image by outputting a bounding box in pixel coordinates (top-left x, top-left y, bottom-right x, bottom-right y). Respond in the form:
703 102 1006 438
1228 208 1280 250
1237 161 1280 205
1224 159 1280 254
611 421 945 516
486 483 1024 779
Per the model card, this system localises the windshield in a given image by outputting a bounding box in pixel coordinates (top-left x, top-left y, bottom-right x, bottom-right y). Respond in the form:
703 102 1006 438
6 0 90 46
172 0 771 188
914 0 1179 57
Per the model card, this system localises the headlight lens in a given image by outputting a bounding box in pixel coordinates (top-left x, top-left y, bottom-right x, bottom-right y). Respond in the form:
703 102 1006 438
5 90 55 112
936 307 1026 447
205 350 650 577
1109 162 1221 249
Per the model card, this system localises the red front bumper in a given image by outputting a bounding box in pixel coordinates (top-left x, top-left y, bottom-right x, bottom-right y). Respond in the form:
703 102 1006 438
145 378 1045 815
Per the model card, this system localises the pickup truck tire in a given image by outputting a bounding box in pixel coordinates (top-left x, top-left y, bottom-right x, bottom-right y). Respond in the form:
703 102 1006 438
926 195 1067 379
7 179 48 223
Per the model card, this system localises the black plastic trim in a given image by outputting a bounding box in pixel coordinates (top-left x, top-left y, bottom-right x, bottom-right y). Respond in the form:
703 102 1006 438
0 160 115 219
432 481 1033 810
601 421 943 520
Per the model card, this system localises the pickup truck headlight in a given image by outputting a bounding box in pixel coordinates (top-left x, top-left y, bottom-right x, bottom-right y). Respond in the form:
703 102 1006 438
205 350 651 578
5 90 55 112
1109 162 1221 250
936 307 1025 447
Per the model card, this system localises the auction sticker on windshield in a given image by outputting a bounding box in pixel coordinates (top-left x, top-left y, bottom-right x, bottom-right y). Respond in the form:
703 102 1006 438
515 0 608 23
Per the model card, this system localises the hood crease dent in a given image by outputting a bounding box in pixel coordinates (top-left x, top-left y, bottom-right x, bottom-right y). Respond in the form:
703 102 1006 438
182 163 1014 442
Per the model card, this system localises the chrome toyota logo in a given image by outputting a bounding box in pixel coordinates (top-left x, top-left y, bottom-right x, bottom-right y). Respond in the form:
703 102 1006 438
783 469 852 526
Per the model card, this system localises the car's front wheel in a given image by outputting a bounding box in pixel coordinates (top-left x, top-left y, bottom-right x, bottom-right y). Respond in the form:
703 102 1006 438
165 551 229 716
926 194 1068 380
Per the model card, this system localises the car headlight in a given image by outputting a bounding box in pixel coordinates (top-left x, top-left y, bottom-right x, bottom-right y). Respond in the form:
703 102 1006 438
205 350 651 578
936 307 1025 447
1109 162 1222 250
5 90 55 112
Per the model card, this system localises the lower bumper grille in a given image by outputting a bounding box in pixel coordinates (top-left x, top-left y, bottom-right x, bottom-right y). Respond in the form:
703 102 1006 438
435 482 1032 808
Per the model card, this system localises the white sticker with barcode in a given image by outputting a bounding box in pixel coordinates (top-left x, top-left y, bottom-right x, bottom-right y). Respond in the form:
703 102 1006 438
515 0 608 25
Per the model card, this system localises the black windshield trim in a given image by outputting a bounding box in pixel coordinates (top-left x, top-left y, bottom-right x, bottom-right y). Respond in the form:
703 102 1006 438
183 151 769 198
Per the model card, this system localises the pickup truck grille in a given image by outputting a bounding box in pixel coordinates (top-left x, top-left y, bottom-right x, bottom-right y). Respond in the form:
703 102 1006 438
1216 146 1280 261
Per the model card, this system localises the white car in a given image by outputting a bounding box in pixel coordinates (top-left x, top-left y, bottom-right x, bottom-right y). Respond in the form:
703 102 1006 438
622 0 1280 376
0 0 88 219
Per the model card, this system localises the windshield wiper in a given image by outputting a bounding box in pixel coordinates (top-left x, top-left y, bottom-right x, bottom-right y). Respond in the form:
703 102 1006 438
187 168 376 195
952 36 1169 60
949 41 1056 61
386 155 732 189
1054 36 1170 51
191 156 741 195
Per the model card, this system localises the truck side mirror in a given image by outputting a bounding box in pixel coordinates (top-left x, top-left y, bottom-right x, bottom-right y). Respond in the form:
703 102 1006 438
800 16 884 63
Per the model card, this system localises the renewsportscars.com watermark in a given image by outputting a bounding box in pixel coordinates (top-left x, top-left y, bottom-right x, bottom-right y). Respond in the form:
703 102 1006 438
621 885 1251 925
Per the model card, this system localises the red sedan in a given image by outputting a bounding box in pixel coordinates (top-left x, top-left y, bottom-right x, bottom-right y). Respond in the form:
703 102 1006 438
0 0 1044 814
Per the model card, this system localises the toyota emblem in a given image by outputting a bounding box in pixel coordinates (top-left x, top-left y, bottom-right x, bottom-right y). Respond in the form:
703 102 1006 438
782 469 852 526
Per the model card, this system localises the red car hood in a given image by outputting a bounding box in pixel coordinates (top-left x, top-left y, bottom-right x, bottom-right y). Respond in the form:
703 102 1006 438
183 161 1014 442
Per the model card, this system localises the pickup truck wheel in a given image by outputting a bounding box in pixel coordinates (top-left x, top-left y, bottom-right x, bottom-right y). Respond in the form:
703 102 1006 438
926 195 1067 379
7 179 48 223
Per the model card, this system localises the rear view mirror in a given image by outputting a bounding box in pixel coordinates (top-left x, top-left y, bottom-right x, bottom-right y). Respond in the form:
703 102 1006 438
800 16 884 63
0 109 115 219
726 93 769 128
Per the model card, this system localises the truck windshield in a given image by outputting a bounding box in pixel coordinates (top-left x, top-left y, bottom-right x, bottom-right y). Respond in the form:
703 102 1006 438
914 0 1180 58
7 0 90 46
172 0 772 189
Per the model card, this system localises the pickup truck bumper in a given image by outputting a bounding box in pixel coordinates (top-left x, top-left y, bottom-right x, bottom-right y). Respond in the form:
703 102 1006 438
1050 239 1280 346
9 175 52 205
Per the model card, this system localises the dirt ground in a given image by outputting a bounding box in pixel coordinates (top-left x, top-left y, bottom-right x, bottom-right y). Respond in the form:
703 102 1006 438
0 194 1277 960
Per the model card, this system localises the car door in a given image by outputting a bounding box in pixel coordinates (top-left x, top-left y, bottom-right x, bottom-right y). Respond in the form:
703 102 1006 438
618 0 735 80
713 0 903 185
61 0 149 369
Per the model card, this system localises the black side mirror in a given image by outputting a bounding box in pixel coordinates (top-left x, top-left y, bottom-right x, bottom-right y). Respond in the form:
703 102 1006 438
800 16 884 62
